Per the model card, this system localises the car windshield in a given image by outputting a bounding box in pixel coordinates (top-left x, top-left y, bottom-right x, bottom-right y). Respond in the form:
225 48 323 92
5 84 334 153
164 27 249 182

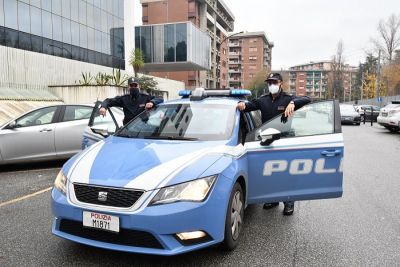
116 103 236 141
340 105 356 112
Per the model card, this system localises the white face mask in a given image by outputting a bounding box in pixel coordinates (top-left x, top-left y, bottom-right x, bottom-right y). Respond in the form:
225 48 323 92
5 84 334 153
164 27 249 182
268 84 280 94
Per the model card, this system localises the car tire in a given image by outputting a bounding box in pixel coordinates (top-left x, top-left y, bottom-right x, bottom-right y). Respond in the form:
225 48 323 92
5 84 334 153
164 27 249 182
220 182 244 251
356 123 360 126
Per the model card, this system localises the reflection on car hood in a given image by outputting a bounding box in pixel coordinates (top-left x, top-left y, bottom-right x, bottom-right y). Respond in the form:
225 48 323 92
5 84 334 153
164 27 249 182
64 136 242 190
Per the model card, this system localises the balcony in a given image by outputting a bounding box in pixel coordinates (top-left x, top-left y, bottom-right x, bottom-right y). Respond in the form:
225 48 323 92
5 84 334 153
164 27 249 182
229 61 241 65
229 52 240 56
229 69 241 73
229 42 241 47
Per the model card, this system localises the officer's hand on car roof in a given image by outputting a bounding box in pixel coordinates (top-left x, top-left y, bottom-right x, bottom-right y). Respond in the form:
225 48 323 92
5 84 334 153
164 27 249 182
284 101 295 117
237 102 246 111
99 107 107 117
145 102 154 109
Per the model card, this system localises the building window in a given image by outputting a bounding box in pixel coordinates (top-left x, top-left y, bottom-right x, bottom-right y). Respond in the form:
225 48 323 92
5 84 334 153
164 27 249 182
250 38 257 43
249 56 257 61
164 24 175 62
176 23 187 62
249 47 257 52
249 65 257 70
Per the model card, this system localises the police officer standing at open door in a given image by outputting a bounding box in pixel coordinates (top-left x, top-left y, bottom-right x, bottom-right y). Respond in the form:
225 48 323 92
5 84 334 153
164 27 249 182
237 73 310 215
99 77 163 125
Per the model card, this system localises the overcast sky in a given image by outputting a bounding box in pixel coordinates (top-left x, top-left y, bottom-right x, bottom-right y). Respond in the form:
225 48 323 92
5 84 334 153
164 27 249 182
134 0 399 70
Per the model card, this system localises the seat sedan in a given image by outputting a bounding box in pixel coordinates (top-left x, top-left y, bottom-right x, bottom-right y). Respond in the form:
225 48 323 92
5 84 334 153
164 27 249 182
0 104 93 165
339 104 361 125
52 89 344 255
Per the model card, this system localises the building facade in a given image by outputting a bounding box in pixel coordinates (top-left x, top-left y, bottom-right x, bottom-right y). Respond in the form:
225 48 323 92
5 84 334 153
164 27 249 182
135 22 211 72
140 0 234 88
286 61 357 100
0 0 125 69
228 31 273 89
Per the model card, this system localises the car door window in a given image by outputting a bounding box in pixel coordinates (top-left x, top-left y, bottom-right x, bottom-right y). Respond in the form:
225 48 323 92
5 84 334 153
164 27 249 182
246 101 334 141
16 106 57 127
90 102 124 134
62 106 92 122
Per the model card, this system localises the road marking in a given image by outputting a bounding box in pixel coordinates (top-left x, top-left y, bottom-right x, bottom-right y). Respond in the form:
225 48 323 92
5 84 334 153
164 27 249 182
0 187 53 208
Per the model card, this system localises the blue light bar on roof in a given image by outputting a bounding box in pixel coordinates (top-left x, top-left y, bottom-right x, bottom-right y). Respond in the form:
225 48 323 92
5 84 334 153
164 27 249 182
230 89 251 96
179 90 192 97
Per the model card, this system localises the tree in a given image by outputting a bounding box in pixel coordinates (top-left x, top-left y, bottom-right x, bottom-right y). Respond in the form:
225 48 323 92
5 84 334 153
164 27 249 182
372 14 400 62
248 69 268 99
129 48 145 77
136 76 159 95
327 40 345 101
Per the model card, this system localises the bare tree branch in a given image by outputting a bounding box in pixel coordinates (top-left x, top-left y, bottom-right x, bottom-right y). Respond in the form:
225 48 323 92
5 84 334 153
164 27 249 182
374 14 400 61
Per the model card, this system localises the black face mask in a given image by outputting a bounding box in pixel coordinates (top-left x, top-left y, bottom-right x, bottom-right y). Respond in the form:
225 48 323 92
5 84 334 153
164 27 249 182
130 87 139 98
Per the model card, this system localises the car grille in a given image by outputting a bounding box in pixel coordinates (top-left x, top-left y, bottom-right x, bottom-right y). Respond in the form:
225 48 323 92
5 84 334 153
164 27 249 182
59 219 164 249
74 183 144 208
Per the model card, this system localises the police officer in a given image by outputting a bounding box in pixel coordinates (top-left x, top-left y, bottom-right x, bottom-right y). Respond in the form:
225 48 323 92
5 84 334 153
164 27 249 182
237 72 310 215
99 77 163 125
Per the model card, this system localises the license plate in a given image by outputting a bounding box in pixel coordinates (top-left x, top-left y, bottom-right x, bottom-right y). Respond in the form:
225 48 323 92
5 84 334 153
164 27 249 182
83 211 119 233
382 112 387 117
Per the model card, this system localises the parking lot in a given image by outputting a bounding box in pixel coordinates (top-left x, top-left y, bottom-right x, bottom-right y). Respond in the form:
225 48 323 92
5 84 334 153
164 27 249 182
0 124 399 266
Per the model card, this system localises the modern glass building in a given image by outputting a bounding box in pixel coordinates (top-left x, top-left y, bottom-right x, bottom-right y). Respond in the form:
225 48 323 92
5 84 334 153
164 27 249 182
135 22 210 72
0 0 125 69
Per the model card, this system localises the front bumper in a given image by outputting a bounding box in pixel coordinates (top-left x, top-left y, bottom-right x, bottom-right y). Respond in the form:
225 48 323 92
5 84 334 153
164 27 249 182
51 175 232 255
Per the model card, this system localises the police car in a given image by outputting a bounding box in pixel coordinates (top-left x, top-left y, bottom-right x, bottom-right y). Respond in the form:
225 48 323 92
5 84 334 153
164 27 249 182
52 88 344 255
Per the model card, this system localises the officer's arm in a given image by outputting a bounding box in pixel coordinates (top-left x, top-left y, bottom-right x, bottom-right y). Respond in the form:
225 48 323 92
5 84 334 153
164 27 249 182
101 96 124 109
148 95 164 106
243 98 261 112
292 95 311 110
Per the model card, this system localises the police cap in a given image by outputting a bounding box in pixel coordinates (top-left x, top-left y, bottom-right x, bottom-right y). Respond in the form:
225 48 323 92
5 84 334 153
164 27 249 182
265 73 283 82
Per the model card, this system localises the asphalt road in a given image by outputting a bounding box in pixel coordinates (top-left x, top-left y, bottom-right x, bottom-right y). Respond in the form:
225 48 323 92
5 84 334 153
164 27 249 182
0 124 399 266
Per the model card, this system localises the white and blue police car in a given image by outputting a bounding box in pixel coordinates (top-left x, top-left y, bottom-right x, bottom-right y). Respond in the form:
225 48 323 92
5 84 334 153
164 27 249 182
52 88 344 255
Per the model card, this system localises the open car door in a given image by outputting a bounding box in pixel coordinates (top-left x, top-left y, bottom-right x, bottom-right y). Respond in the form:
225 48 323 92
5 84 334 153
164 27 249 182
82 101 124 148
245 100 343 204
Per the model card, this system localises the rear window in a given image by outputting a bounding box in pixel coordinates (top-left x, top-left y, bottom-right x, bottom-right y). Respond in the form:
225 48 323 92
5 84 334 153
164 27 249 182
384 104 400 109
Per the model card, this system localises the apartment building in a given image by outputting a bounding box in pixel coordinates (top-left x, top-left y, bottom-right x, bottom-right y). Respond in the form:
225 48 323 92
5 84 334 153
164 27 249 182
140 0 234 88
287 61 357 99
228 32 273 89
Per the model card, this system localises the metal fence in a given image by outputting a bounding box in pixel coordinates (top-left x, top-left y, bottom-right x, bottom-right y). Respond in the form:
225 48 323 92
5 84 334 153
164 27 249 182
344 95 400 107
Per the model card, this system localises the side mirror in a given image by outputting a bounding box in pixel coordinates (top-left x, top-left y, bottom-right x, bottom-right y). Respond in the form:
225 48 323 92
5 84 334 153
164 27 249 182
7 121 17 129
90 125 110 137
260 128 281 146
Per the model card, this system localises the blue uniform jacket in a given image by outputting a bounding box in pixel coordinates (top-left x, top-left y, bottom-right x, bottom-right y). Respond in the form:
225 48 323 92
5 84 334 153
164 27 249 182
101 93 163 125
245 91 311 123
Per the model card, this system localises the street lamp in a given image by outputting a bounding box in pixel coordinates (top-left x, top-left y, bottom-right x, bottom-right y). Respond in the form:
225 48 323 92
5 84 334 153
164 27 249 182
47 44 72 59
216 31 243 89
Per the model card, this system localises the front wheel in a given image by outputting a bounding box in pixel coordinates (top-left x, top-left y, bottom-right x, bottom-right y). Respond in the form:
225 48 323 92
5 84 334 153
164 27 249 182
221 182 244 251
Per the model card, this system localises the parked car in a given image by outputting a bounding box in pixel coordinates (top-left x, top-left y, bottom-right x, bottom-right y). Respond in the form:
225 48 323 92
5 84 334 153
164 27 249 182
377 101 400 132
339 104 361 125
355 105 380 122
52 89 344 255
0 104 93 165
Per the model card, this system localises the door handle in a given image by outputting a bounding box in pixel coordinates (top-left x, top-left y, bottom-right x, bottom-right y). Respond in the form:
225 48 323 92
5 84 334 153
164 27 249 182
39 128 53 132
321 149 341 157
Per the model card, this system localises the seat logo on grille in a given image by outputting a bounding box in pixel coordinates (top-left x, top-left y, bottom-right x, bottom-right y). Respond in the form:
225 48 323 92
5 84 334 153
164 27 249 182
98 191 108 202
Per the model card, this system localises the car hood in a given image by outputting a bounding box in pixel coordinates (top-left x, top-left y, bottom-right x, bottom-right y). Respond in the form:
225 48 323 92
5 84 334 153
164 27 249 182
65 136 242 191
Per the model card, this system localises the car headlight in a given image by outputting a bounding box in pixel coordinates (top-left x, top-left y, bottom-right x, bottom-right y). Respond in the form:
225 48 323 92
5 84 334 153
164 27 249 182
150 175 217 206
54 170 68 195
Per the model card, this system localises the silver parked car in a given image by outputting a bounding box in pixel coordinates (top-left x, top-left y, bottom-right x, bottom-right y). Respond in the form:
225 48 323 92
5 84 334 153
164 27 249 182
339 104 361 125
0 104 93 165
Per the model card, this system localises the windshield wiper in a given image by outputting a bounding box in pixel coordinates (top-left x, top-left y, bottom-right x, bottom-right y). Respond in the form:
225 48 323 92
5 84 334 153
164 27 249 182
144 135 198 141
